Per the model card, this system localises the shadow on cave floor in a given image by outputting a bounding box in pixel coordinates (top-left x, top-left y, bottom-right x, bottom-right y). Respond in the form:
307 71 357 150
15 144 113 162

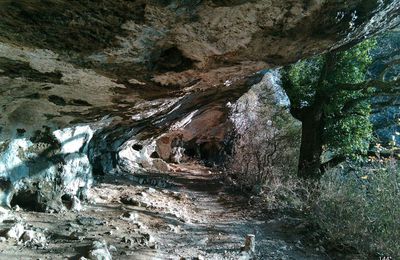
0 162 341 259
90 163 335 260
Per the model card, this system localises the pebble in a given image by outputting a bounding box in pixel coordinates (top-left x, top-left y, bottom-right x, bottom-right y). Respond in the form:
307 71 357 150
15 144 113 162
110 225 119 230
121 211 138 221
147 188 156 193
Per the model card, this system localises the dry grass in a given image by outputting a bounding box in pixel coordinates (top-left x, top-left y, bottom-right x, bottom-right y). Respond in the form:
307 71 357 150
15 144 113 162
312 160 400 258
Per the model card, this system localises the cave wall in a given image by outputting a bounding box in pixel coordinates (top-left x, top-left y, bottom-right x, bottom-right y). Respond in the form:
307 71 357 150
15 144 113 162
0 0 399 210
0 0 399 138
0 125 94 211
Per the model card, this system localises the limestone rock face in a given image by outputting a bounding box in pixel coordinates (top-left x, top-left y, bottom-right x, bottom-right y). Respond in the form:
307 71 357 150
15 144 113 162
229 70 301 185
0 125 94 210
0 0 398 136
0 0 398 208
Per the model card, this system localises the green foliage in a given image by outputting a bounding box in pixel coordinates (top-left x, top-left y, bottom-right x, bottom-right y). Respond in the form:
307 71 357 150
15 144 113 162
325 109 372 157
283 56 324 108
282 39 377 159
313 161 400 258
328 39 375 84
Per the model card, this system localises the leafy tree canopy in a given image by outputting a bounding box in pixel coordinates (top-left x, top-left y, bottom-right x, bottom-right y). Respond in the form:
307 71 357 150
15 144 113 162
282 39 377 177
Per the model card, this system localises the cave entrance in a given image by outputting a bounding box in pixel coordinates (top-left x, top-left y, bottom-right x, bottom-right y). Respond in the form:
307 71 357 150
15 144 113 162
10 189 43 212
182 140 228 167
61 194 74 210
155 47 195 72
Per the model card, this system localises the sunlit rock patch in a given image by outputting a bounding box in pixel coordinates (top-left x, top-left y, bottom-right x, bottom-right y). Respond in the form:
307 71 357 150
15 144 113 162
229 70 301 180
0 125 94 212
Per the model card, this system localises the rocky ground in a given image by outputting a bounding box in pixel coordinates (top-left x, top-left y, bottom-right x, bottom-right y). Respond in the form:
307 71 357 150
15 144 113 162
0 163 331 260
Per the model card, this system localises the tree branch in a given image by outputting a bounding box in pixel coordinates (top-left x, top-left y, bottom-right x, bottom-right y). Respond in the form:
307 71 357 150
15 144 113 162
336 78 400 91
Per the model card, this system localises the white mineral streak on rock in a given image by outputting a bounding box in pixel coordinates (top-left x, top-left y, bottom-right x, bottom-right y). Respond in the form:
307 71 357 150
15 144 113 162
53 125 93 154
171 110 198 130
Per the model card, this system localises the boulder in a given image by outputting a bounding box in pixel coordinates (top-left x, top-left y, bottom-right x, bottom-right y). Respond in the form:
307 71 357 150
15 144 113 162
151 159 170 172
5 223 24 240
21 230 47 247
229 70 302 184
88 240 112 260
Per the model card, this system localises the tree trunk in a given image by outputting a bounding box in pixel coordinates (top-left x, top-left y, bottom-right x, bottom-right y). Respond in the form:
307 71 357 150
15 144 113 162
297 107 324 179
297 52 337 179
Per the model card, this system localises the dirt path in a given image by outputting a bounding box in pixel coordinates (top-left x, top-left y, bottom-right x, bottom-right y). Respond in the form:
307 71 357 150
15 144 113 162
145 166 327 260
0 164 329 259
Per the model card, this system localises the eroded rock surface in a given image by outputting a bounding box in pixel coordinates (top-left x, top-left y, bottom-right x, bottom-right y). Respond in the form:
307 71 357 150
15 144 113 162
0 125 95 211
0 165 335 259
230 70 301 179
0 0 399 135
0 1 399 258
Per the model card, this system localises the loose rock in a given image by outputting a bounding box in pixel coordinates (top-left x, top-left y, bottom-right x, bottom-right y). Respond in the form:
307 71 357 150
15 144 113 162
5 223 24 240
71 196 82 212
120 196 140 206
21 230 47 247
88 240 112 260
121 211 138 221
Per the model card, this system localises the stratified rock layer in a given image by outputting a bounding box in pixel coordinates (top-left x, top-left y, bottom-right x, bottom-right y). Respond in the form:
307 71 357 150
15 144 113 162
0 0 399 134
0 0 399 209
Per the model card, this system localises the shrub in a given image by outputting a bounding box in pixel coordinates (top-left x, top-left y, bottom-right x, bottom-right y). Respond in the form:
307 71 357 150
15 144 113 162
226 96 307 212
313 160 400 258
